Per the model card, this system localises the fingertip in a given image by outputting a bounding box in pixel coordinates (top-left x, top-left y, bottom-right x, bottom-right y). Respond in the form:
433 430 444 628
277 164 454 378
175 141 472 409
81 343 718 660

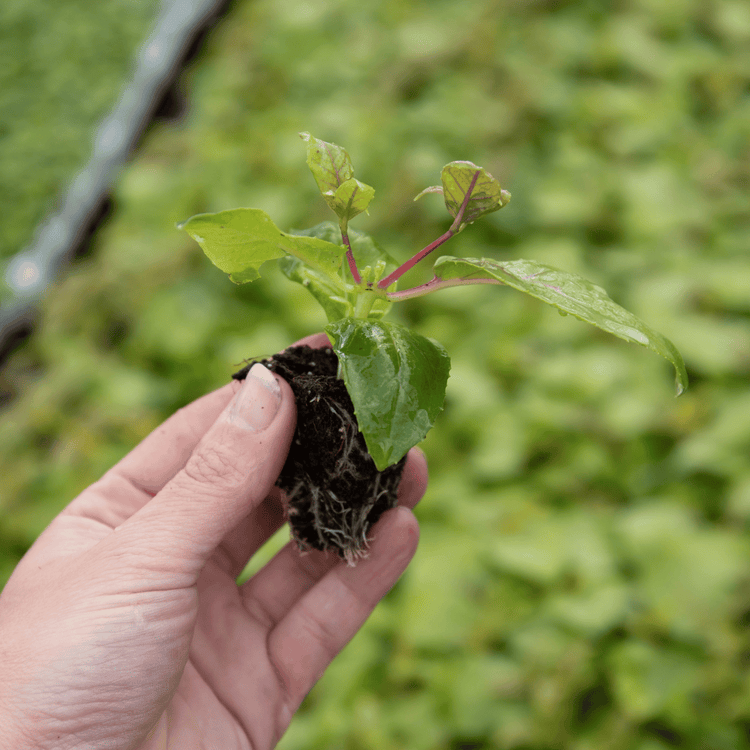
368 505 420 568
391 505 421 558
398 447 429 510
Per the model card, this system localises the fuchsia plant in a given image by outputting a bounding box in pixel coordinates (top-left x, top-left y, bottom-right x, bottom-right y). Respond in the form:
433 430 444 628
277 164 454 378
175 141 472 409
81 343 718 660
180 133 687 475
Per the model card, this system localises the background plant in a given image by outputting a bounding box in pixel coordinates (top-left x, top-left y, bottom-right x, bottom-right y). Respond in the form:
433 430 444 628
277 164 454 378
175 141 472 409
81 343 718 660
2 0 750 748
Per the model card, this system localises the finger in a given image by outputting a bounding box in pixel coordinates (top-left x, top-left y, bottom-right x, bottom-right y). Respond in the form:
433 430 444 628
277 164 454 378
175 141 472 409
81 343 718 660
396 446 428 512
290 332 331 349
268 507 419 715
114 364 296 577
210 487 286 576
218 444 428 580
204 332 334 577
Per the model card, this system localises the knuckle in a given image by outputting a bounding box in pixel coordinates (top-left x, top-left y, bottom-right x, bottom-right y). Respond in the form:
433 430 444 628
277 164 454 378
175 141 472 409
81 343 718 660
298 609 341 663
182 443 252 491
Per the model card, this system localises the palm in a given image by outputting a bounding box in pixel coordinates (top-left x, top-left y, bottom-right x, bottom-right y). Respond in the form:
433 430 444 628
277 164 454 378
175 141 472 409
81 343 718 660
155 537 347 750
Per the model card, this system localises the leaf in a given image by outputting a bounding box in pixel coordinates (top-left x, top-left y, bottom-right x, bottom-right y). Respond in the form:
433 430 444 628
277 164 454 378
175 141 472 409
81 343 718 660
179 208 344 284
414 184 444 201
330 177 375 221
325 318 451 470
440 161 511 226
345 227 400 279
300 133 375 223
608 640 701 719
281 223 398 322
433 256 688 395
278 256 351 322
301 131 354 196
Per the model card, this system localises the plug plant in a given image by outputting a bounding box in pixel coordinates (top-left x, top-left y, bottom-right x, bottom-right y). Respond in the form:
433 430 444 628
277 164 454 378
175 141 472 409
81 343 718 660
180 133 687 560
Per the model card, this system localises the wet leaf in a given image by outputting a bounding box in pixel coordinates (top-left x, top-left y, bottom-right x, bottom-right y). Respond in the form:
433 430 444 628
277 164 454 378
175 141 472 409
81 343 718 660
326 318 450 470
433 256 688 395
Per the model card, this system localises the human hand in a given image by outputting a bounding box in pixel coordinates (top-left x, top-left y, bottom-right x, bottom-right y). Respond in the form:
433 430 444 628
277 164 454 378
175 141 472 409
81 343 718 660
0 333 427 750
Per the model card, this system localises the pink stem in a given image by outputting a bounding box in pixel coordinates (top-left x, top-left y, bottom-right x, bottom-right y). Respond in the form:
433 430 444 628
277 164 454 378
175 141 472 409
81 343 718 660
376 229 453 290
450 170 479 229
341 227 361 283
386 275 498 301
377 170 480 290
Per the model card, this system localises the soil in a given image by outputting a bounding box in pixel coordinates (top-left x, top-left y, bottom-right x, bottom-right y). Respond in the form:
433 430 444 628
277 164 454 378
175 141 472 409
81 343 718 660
233 345 406 564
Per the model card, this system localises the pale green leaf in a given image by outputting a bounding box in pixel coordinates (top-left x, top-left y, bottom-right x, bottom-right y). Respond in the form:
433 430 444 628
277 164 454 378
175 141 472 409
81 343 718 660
300 131 354 199
281 223 397 322
330 177 375 221
440 161 511 225
180 208 344 284
414 185 444 201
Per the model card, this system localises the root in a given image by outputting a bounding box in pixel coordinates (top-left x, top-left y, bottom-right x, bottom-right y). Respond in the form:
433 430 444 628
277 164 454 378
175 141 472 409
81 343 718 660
235 345 406 563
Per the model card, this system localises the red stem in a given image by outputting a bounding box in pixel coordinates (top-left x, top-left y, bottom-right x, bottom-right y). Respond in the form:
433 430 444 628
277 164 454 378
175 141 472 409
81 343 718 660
386 275 497 301
450 170 479 229
340 227 361 283
377 169 480 290
376 229 454 289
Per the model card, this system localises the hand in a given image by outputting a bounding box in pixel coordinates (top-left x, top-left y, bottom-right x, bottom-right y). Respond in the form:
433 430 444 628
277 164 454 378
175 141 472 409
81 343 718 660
0 333 427 750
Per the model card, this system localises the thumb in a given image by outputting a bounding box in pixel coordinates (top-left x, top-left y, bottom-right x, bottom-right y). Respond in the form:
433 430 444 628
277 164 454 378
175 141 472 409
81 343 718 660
116 363 296 576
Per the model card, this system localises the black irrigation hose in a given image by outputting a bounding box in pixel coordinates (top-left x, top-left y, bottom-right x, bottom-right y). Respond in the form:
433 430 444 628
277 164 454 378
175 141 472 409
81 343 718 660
0 0 233 366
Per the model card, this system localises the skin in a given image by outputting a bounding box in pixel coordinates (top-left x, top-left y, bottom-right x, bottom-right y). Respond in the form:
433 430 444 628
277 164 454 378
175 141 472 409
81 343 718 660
0 333 428 750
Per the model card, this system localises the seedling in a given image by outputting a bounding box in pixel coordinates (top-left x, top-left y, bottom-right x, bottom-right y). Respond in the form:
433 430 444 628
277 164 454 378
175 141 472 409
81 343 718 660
180 133 687 560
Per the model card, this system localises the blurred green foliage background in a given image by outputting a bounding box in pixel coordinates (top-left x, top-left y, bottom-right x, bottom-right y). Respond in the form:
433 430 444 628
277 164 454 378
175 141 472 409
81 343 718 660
0 0 161 263
2 0 750 747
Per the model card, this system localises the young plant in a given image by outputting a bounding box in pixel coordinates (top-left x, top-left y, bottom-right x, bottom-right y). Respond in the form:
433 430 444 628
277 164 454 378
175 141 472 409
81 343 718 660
180 133 687 559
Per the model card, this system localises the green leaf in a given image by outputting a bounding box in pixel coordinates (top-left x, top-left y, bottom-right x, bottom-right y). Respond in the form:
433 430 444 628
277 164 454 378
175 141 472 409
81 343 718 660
280 223 397 322
278 256 350 322
300 133 375 223
344 226 400 288
608 640 701 719
301 131 354 195
433 256 688 395
325 318 451 470
331 177 375 221
280 222 351 322
281 223 398 322
179 208 344 284
414 184 444 201
440 161 511 226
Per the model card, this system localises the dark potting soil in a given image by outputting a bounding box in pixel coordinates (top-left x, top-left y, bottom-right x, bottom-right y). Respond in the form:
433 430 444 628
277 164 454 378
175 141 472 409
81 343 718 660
233 345 406 564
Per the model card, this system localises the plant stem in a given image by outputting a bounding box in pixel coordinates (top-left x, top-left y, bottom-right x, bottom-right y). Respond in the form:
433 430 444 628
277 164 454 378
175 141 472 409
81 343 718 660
376 230 455 290
386 275 498 301
340 221 362 283
377 170 480 290
352 289 378 319
450 170 480 230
